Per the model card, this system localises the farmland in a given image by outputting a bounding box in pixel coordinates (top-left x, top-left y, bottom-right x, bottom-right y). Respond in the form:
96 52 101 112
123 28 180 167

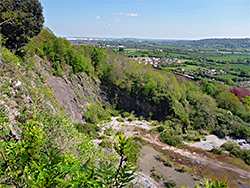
96 38 250 87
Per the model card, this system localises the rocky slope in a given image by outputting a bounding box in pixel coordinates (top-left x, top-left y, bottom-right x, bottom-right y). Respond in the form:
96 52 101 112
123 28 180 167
0 47 107 139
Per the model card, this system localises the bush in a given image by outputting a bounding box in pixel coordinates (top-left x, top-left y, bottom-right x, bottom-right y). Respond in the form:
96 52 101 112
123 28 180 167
184 131 201 142
127 112 135 121
150 170 163 182
222 141 250 165
150 125 165 133
117 117 125 123
159 127 183 146
234 125 250 138
154 154 173 167
221 141 240 152
211 147 225 155
163 159 174 167
104 127 113 136
176 166 188 173
121 111 130 118
138 116 144 120
75 122 99 137
164 178 177 188
100 139 112 149
85 101 111 124
151 121 160 126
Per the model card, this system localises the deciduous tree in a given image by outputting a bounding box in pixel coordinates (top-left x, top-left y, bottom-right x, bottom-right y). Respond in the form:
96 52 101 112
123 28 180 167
0 0 44 52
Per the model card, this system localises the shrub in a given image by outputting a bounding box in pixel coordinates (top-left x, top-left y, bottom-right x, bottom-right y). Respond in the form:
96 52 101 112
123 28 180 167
194 179 228 188
164 178 177 188
221 141 240 152
104 126 113 136
127 112 135 121
75 122 99 137
211 147 224 155
100 139 112 149
176 166 188 173
163 159 173 167
151 121 160 126
159 127 183 146
222 141 250 165
154 155 173 167
85 101 111 124
138 116 144 120
121 111 130 118
150 125 165 133
150 170 163 182
234 125 250 138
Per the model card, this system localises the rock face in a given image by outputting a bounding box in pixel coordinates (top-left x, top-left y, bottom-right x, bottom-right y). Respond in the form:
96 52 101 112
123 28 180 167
40 67 107 124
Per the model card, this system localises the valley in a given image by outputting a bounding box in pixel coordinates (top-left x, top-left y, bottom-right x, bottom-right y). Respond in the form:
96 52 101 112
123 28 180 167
0 1 250 187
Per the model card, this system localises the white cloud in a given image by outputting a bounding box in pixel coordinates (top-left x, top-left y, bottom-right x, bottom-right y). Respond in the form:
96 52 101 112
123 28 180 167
114 18 120 23
126 13 140 17
96 16 101 20
113 12 123 16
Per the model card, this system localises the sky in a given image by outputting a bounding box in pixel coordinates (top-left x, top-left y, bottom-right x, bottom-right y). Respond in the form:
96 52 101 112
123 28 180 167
40 0 250 39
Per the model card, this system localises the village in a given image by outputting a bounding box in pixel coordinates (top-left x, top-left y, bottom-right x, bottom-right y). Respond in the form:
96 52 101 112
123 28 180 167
132 57 181 67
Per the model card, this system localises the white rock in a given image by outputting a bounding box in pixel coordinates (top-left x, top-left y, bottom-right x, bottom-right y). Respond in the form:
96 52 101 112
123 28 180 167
15 80 22 87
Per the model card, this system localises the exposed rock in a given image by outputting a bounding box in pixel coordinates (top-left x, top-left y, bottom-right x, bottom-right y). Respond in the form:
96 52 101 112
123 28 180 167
15 80 22 87
40 69 107 124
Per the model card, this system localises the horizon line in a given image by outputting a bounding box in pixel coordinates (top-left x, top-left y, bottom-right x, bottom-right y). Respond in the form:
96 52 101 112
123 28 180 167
64 36 250 41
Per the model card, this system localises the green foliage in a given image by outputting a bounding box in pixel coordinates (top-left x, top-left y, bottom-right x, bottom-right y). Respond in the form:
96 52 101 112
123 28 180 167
222 141 250 165
155 154 173 167
117 117 125 123
0 120 138 187
100 138 112 149
0 0 44 52
176 166 189 173
211 147 225 155
150 170 163 182
194 178 228 188
164 178 177 188
234 125 250 138
91 47 107 74
216 92 241 115
202 82 216 97
85 101 111 124
127 111 136 121
27 29 90 75
242 95 250 106
75 122 100 138
121 111 130 118
104 126 113 136
0 105 8 123
159 126 183 146
113 133 138 187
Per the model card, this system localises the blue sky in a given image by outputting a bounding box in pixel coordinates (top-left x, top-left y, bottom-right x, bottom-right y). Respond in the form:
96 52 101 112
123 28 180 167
40 0 250 39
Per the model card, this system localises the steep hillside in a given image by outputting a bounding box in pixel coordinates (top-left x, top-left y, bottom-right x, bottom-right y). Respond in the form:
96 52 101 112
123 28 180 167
0 46 139 187
35 56 107 123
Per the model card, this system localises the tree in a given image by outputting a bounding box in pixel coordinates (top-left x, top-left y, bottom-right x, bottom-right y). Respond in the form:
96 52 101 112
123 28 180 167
216 92 241 114
0 0 44 52
202 82 216 97
91 47 107 71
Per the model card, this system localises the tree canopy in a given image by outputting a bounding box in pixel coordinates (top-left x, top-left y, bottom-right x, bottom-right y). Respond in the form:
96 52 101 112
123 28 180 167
0 0 44 51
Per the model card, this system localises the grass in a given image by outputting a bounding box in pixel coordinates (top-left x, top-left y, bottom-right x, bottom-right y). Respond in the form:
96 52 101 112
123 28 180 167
184 65 200 70
217 74 236 79
230 64 250 71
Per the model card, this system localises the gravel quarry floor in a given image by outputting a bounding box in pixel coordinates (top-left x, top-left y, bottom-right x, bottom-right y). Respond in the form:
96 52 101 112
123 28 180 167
98 117 250 188
138 146 198 188
184 135 250 151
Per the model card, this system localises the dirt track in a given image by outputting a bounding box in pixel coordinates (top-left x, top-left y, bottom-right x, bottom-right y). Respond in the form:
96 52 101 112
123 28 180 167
142 133 250 180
